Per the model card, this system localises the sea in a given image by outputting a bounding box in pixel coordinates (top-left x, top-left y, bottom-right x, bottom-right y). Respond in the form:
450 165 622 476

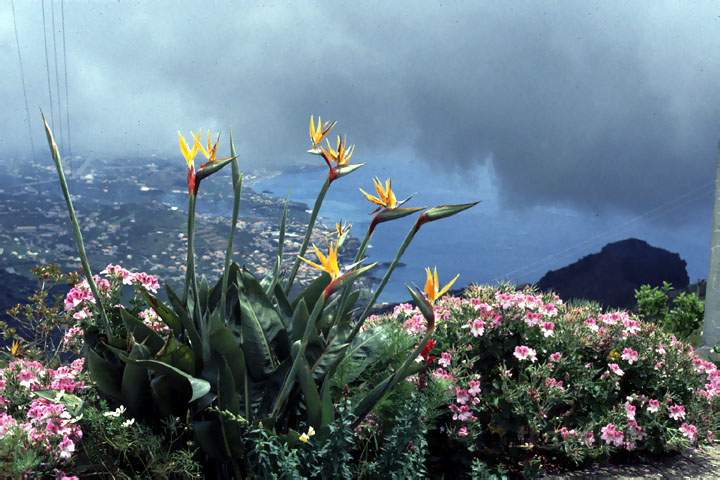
249 156 713 303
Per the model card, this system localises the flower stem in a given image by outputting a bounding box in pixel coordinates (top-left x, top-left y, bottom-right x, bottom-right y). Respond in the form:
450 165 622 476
184 193 198 303
347 222 421 344
221 135 242 317
332 225 374 328
42 115 110 336
285 176 331 293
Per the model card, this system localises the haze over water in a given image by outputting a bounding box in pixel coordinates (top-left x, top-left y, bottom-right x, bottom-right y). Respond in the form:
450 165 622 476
252 158 713 302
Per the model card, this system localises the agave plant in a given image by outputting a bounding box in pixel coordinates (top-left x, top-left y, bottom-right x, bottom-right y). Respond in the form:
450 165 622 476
43 113 477 476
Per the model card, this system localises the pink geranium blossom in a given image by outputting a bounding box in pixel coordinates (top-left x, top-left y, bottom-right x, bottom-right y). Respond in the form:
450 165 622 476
600 423 625 447
668 404 686 421
621 347 639 365
680 423 698 442
608 363 624 377
647 399 661 413
469 318 485 337
513 346 537 362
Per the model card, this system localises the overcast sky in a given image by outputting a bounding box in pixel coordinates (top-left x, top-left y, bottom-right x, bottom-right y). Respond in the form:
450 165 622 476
1 1 719 217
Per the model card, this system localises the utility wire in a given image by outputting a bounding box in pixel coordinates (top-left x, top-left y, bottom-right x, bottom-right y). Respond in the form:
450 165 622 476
61 0 72 158
10 0 36 165
41 0 56 131
51 0 64 147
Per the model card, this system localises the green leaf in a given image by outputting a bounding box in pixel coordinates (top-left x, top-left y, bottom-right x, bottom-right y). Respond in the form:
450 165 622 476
136 359 211 403
334 163 364 179
166 283 202 364
84 345 122 400
156 335 195 374
290 299 310 343
120 309 165 354
373 206 424 224
196 155 236 181
418 201 479 224
297 355 322 429
274 282 293 318
209 325 247 392
407 284 435 325
291 272 331 312
121 342 152 419
142 290 181 333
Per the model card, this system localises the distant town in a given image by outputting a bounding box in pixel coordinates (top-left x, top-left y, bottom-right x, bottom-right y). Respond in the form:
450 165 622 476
0 155 359 291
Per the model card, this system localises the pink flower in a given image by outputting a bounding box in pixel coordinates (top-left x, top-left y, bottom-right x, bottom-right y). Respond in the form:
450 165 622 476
59 435 75 459
513 346 537 362
545 377 565 391
133 272 160 293
560 427 577 440
680 423 698 442
549 352 563 363
621 347 639 365
608 363 624 377
403 314 427 335
468 379 482 396
625 401 636 421
540 321 555 337
540 303 558 317
0 413 17 435
524 312 543 327
432 368 455 381
393 303 416 316
584 431 596 446
585 317 599 332
458 426 469 437
600 423 625 447
647 399 661 413
623 319 641 335
668 404 686 421
455 387 470 405
469 318 485 337
439 352 452 368
449 404 477 422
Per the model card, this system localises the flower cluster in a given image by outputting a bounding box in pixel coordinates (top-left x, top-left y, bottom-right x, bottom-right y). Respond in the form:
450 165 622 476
0 358 85 476
62 263 162 351
370 284 720 468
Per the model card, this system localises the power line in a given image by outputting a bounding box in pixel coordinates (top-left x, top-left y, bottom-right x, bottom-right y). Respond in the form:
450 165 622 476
61 0 72 158
10 0 35 165
41 0 56 131
50 0 64 147
491 182 715 284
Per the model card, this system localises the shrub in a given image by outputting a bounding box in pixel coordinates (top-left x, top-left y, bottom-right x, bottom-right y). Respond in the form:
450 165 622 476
368 284 720 476
0 355 200 479
635 282 704 340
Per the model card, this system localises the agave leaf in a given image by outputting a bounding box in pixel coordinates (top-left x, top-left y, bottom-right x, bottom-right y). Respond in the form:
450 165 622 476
238 269 290 364
142 290 181 334
121 342 152 419
136 359 211 403
120 309 165 354
290 299 310 343
418 201 479 224
84 345 122 400
209 325 247 394
166 283 202 362
156 335 195 375
291 272 331 312
193 419 228 459
297 354 322 429
274 282 293 318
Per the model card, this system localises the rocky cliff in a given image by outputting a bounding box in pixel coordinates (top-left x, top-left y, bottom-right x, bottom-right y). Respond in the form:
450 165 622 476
536 238 689 308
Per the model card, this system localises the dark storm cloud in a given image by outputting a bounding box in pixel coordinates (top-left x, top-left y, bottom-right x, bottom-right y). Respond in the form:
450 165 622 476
1 1 718 214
